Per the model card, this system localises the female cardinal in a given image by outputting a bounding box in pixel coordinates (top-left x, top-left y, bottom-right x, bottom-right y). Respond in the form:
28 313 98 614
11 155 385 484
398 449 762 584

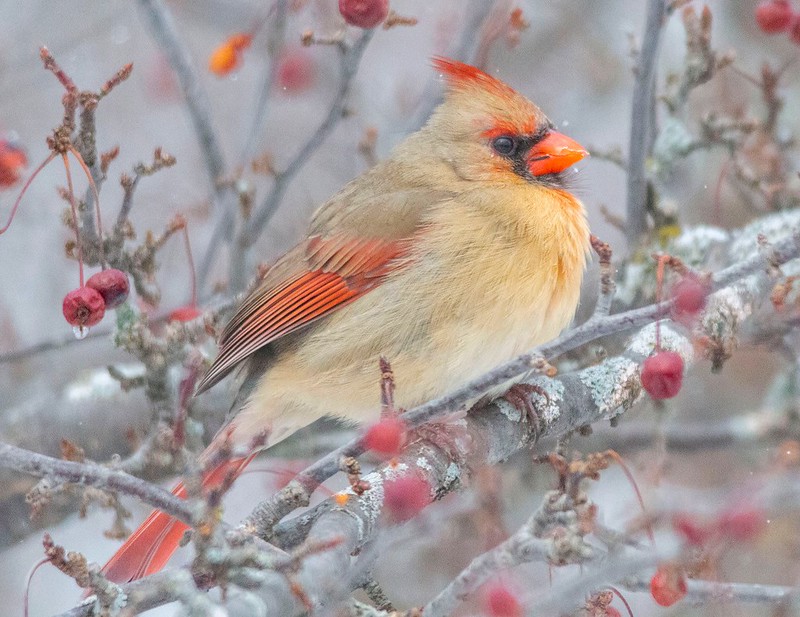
101 57 590 583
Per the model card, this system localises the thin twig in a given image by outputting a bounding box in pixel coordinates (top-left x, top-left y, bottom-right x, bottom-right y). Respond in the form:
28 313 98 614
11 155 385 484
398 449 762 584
626 0 667 241
196 0 288 290
137 0 226 185
240 29 375 248
423 524 552 617
240 0 289 167
592 410 798 452
591 234 616 318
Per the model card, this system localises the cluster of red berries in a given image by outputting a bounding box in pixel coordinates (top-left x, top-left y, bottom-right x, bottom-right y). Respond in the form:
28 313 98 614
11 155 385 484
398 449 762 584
756 0 800 43
640 275 708 401
672 506 766 547
62 269 129 336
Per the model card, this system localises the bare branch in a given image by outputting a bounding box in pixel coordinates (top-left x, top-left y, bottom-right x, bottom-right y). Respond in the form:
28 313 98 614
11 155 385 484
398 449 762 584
137 0 226 185
423 521 552 617
591 234 616 318
240 29 375 249
0 442 193 525
626 0 667 241
623 577 799 606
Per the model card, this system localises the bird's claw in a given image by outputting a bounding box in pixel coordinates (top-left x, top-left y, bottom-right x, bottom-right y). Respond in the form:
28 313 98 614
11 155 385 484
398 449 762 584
502 383 548 437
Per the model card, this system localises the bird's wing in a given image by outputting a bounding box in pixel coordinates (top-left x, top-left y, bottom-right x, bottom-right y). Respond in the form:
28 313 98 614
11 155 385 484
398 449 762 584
195 234 410 393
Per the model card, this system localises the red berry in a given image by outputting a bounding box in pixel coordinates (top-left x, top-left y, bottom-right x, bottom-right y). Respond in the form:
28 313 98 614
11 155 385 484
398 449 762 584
383 475 429 522
63 287 106 328
790 14 800 44
363 417 407 455
605 609 622 617
672 513 712 546
670 276 708 325
0 140 27 188
755 0 792 33
717 506 765 541
86 269 130 309
641 351 684 400
169 305 202 322
483 581 522 617
650 564 687 607
277 48 316 94
338 0 389 28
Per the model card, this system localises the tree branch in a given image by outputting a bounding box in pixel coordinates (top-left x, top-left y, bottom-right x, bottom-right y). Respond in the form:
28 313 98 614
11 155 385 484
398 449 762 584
0 442 193 525
239 29 375 250
626 0 667 241
137 0 226 185
623 577 799 605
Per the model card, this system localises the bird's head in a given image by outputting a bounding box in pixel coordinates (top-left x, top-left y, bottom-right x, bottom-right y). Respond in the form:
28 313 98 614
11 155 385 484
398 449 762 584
424 57 587 186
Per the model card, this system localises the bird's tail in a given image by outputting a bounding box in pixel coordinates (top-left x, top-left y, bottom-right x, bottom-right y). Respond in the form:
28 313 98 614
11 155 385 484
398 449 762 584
101 349 277 584
99 452 256 584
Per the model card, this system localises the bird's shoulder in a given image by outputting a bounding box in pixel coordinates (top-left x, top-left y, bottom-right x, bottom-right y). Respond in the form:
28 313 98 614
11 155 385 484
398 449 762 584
309 161 459 241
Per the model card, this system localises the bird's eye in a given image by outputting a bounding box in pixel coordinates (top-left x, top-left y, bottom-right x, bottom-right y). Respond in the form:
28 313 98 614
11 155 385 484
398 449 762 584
491 136 517 156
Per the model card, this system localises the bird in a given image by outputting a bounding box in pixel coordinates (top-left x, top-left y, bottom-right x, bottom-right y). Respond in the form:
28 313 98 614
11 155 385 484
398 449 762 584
100 57 590 584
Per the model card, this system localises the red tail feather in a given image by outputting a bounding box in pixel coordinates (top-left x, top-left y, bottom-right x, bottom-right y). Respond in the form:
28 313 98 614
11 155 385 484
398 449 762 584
100 454 255 584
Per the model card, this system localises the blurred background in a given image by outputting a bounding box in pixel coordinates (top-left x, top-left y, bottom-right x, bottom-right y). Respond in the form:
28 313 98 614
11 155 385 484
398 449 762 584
1 1 799 615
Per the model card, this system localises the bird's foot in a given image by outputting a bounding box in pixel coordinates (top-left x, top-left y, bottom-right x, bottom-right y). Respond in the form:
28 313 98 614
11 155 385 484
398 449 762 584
502 383 548 437
410 421 470 465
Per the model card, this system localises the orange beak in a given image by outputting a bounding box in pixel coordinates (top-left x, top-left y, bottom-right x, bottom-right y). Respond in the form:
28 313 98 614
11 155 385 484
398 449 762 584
527 130 588 176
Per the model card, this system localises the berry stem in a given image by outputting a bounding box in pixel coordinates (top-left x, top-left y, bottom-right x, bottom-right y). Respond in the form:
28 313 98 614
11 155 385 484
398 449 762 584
607 586 634 617
61 154 85 286
606 449 655 545
23 557 50 617
0 152 56 235
654 255 669 350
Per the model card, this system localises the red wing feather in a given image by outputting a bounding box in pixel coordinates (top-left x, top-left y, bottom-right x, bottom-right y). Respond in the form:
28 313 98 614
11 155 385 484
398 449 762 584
196 235 408 393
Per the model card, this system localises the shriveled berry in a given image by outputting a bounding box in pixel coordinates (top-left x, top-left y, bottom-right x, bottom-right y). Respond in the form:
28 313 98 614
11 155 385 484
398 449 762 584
277 48 316 94
383 475 429 522
670 275 708 325
86 268 129 309
641 351 684 400
338 0 389 28
209 43 238 76
650 564 687 607
483 581 522 617
209 34 251 77
227 33 252 51
63 287 106 328
755 0 793 33
169 305 202 322
363 417 407 455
